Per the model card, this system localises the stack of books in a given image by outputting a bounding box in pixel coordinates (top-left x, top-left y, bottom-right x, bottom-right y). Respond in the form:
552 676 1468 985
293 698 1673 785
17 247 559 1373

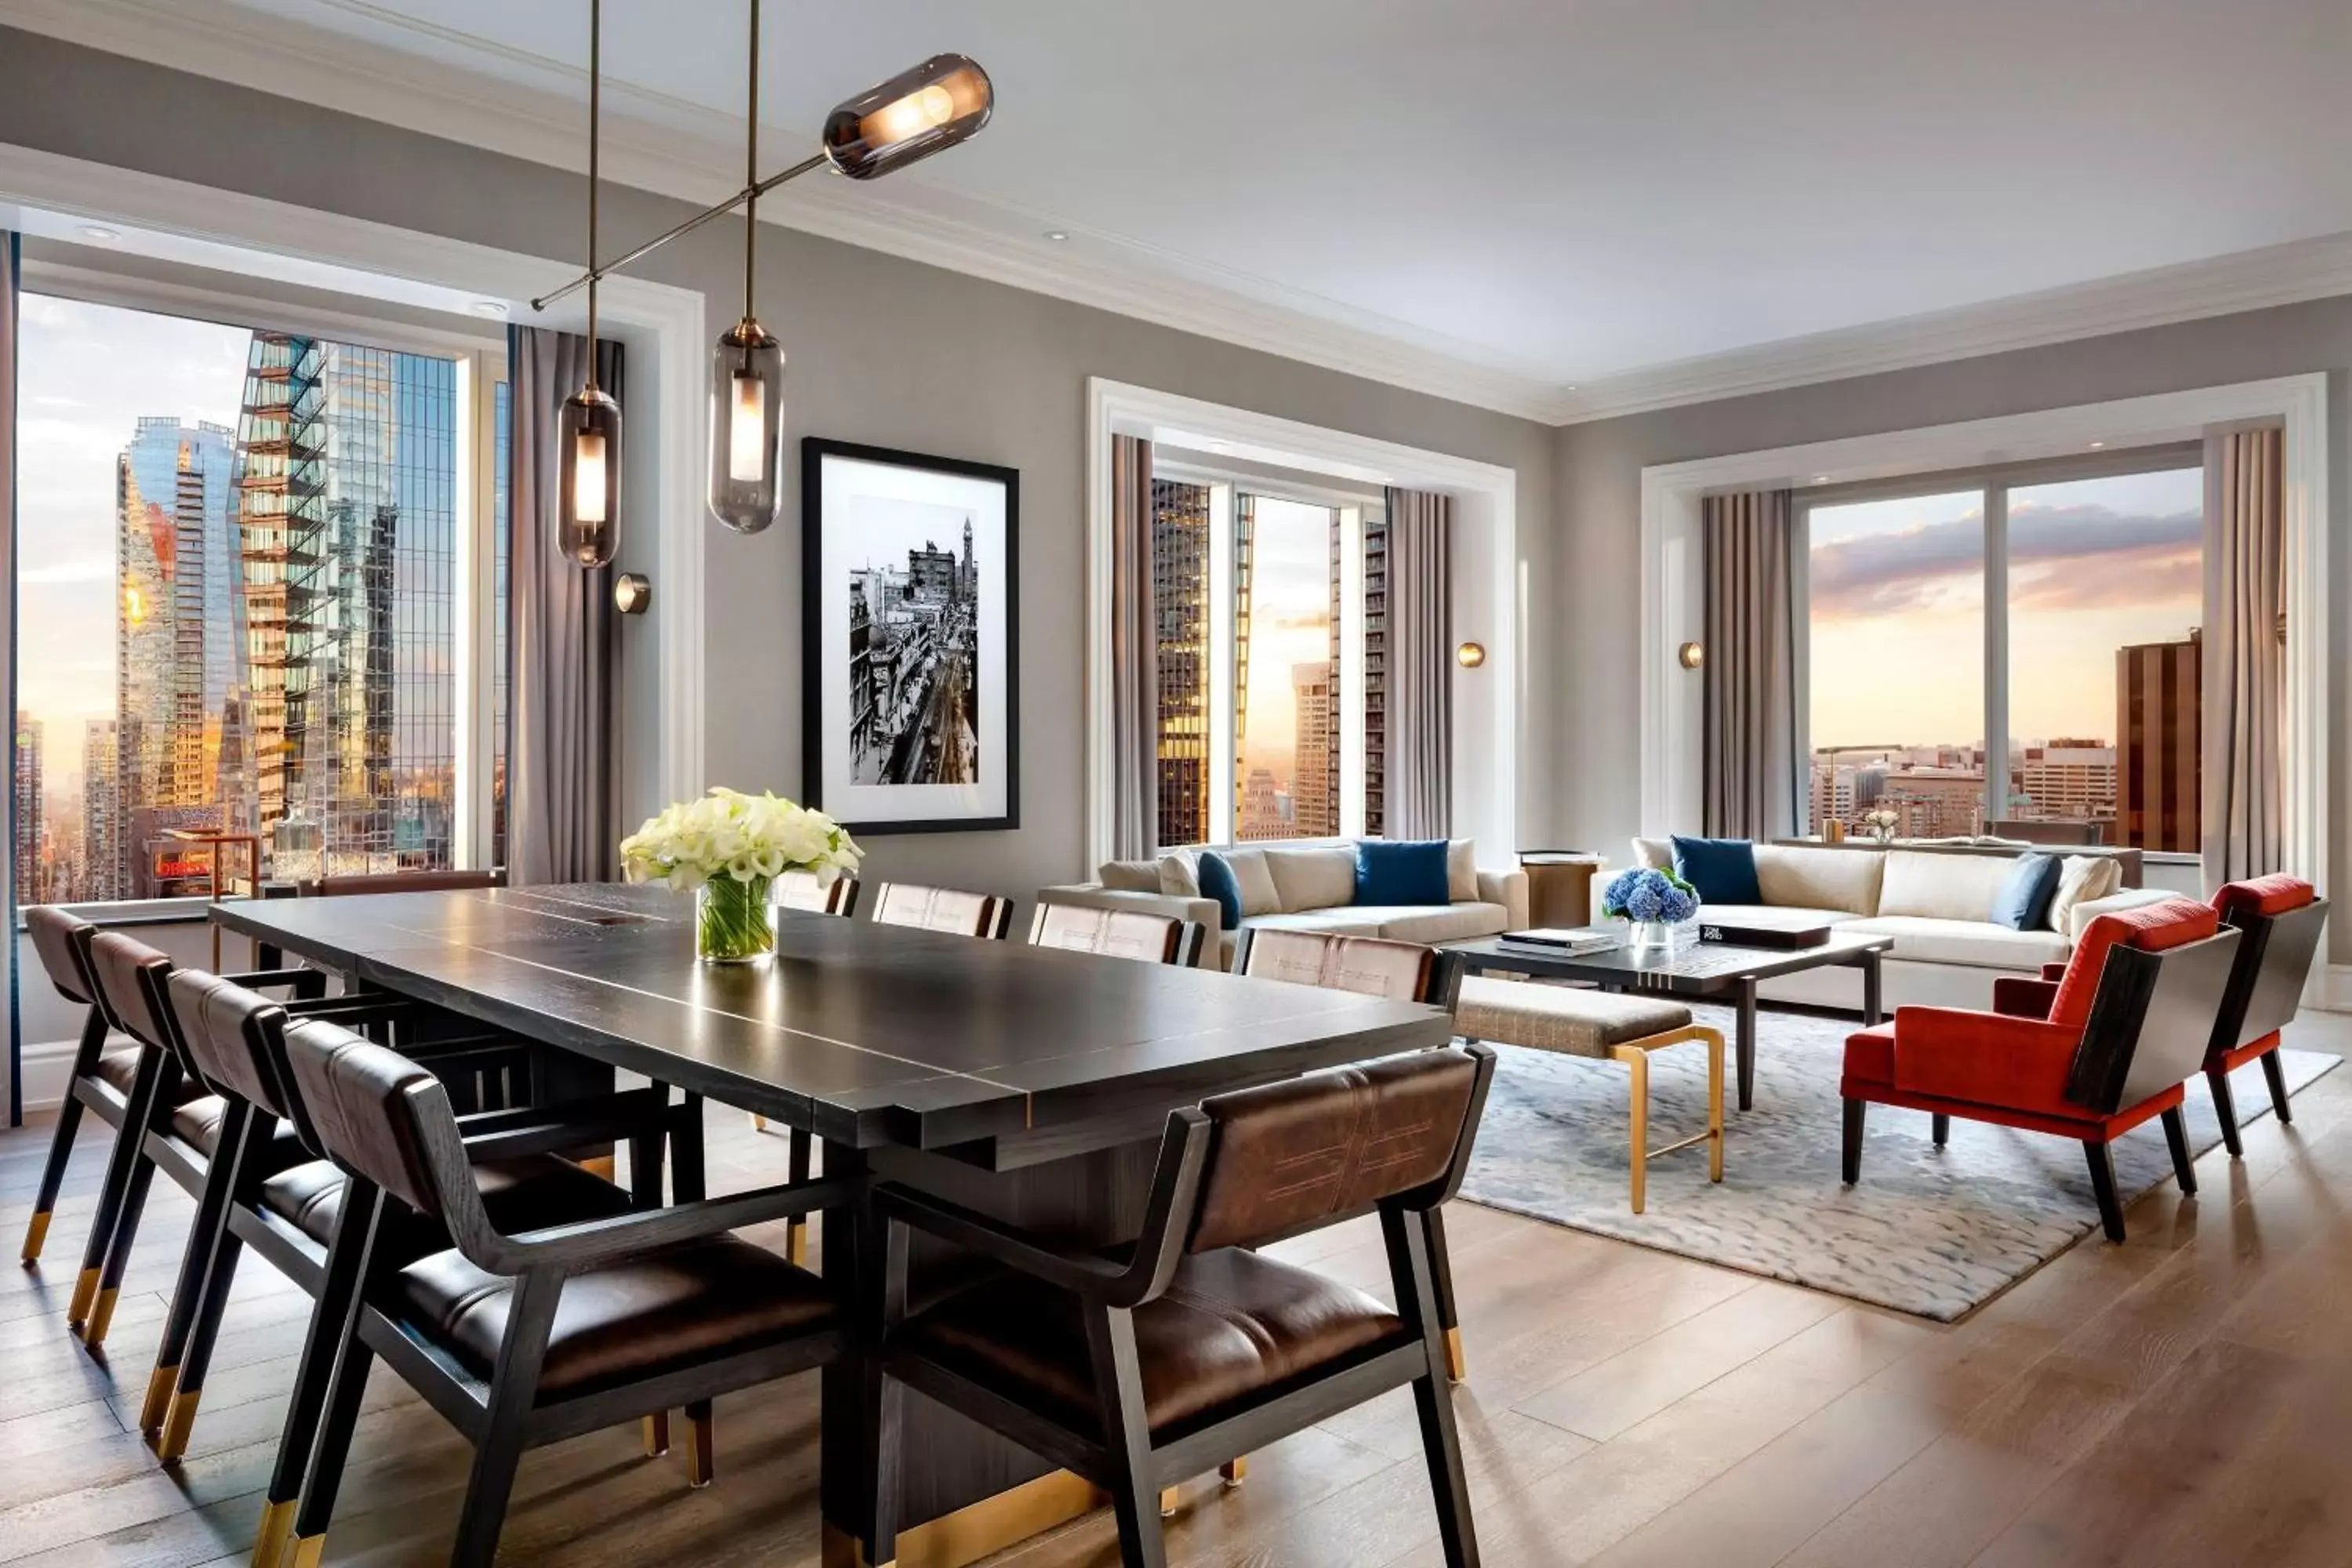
1497 927 1624 956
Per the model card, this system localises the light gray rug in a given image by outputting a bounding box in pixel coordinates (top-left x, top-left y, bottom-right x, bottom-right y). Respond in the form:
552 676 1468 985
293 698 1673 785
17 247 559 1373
1458 1003 2338 1321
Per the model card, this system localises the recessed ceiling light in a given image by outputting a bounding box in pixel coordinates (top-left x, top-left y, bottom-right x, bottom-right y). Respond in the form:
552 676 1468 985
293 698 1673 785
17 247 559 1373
1044 230 1069 242
1813 474 1831 484
470 300 511 319
2089 440 2106 449
78 224 121 242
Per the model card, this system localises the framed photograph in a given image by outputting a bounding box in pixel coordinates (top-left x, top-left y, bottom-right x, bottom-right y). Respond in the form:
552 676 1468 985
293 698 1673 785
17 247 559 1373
802 437 1019 834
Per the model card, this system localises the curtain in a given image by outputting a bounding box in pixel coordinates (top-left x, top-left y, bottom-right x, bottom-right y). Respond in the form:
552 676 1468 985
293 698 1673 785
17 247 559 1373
1109 434 1156 859
2202 425 2285 881
507 325 622 885
1385 486 1452 840
1701 489 1798 840
3 230 18 1125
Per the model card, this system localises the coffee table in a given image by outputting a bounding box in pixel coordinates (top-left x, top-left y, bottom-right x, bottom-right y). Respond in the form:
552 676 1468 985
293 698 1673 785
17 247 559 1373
1446 929 1893 1110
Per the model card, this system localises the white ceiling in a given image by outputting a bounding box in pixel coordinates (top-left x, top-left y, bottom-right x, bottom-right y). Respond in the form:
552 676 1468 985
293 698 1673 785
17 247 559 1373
16 0 2352 420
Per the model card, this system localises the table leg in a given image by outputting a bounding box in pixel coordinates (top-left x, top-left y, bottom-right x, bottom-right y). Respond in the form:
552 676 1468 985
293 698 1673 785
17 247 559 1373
1861 949 1885 1027
1736 977 1758 1111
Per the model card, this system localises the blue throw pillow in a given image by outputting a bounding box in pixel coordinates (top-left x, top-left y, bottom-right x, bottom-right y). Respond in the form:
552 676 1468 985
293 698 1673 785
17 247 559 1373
1355 838 1452 906
1670 835 1762 905
1196 851 1244 931
1991 852 2060 931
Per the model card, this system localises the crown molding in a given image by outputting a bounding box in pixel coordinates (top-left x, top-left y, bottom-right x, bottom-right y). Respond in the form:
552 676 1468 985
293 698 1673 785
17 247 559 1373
10 0 2352 431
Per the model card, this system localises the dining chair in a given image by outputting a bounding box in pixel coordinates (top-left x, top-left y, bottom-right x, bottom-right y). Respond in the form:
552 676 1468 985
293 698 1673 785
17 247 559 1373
53 925 329 1348
1029 902 1203 967
753 869 862 1265
274 1018 851 1568
869 880 1014 938
863 1045 1497 1568
158 972 684 1561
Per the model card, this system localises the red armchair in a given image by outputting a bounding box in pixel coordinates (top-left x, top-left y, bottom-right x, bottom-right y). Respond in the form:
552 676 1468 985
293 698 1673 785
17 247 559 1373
1841 898 2243 1242
2202 876 2328 1156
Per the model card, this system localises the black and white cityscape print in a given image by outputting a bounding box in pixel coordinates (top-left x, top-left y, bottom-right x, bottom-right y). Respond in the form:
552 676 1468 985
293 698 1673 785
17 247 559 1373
846 502 982 788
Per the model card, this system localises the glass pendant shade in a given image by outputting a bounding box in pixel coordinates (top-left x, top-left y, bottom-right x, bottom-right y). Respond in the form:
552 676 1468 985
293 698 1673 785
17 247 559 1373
823 54 993 180
707 319 785 533
558 387 623 568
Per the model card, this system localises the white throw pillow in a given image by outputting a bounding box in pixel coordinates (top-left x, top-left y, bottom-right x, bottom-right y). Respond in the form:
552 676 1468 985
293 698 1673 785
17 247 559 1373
1632 837 1673 871
1264 846 1359 912
1098 858 1162 893
2047 855 2123 932
1446 839 1479 903
1753 845 1884 916
1157 850 1201 897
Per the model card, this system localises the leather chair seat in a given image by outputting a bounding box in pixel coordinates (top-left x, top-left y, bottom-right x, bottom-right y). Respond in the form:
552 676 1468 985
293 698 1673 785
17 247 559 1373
895 1247 1402 1436
260 1154 638 1249
90 1047 212 1104
169 1095 234 1155
397 1236 837 1399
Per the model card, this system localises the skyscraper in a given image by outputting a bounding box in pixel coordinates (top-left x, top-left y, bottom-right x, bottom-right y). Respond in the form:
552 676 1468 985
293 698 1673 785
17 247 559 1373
1292 660 1336 837
81 718 122 901
12 712 42 906
1362 507 1388 837
1151 478 1210 848
2118 635 2200 852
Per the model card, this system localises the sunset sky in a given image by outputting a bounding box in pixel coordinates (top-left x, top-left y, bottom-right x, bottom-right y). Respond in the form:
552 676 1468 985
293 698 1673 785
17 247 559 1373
1808 466 2203 751
1237 494 1334 791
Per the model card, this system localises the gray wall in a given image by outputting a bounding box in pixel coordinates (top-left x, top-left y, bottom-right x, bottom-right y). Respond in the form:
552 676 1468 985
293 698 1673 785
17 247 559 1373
0 27 1555 909
1551 296 2352 956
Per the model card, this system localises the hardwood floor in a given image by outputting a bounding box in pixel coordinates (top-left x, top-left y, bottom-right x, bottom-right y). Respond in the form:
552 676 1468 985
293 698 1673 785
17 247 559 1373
5 1011 2350 1567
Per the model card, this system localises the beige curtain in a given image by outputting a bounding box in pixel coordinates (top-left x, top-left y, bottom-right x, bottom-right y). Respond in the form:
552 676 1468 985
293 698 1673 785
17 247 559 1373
1109 434 1156 858
3 231 18 1124
1385 486 1453 840
1702 490 1798 839
508 325 622 884
2201 425 2285 881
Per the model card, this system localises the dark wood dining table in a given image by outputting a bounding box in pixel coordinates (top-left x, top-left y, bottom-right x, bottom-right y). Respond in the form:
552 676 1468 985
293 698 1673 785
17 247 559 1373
212 881 1457 1564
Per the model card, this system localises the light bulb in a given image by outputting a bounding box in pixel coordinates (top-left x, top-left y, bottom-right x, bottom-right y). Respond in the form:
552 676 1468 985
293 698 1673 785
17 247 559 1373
729 372 765 483
824 55 993 180
574 432 608 524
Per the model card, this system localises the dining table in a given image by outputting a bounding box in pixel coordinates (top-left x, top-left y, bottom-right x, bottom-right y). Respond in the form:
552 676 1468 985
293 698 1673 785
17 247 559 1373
212 881 1458 1566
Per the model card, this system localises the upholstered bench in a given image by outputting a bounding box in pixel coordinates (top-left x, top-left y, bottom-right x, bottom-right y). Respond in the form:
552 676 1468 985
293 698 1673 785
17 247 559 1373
1455 977 1725 1213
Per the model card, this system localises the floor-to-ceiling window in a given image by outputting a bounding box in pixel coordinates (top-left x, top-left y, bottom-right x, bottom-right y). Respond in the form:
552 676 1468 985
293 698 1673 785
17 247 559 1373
12 292 505 902
1802 451 2204 851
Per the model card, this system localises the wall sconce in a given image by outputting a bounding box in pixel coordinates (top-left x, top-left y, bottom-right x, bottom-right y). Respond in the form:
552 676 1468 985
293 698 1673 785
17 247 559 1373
1455 641 1486 669
1678 641 1705 670
614 572 652 615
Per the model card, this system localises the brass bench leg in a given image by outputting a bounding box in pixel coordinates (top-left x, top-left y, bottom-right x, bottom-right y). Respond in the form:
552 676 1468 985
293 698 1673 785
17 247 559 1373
1703 1025 1726 1182
1618 1046 1650 1214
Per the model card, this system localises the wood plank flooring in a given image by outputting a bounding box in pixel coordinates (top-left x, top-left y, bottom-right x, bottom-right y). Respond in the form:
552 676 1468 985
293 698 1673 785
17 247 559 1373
3 1011 2350 1567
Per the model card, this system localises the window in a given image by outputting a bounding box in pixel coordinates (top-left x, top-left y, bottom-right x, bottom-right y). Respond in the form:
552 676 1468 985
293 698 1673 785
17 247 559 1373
1803 456 2204 851
1146 474 1381 847
13 293 505 903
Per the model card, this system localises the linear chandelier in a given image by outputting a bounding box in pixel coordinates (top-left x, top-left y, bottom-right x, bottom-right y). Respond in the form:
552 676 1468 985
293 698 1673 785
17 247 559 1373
540 0 995 565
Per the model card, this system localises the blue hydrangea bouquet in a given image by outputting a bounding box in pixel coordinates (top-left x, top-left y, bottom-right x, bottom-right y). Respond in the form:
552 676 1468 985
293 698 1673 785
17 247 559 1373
1599 866 1700 951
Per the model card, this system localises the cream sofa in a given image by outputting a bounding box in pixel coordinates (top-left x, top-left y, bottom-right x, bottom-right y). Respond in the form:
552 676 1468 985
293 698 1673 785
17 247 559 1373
1629 838 2176 1011
1040 840 1529 969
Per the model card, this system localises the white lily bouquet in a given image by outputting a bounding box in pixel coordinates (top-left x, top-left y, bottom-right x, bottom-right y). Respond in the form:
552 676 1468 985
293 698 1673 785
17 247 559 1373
620 787 862 964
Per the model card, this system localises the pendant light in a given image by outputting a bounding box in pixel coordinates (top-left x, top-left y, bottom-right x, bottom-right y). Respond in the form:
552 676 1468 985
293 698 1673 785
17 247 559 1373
707 0 784 533
822 55 994 180
558 0 622 568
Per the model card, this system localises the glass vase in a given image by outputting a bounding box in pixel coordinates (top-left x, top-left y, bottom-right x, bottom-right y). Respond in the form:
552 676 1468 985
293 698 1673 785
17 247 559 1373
695 873 775 964
1628 919 1679 955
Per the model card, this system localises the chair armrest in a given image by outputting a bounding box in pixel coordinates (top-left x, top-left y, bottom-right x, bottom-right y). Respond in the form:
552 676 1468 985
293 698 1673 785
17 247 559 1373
2038 962 2069 983
876 1183 1138 1299
1889 1005 2078 1109
2065 887 2179 943
474 1174 862 1274
1036 885 1223 938
1476 869 1530 929
1991 977 2060 1020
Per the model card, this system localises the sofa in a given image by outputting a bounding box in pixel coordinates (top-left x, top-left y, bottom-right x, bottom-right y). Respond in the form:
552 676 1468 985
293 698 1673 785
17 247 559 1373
1039 839 1529 969
1631 837 2176 1011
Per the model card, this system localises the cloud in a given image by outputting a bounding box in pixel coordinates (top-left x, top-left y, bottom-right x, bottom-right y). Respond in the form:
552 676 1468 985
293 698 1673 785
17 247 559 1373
1810 501 2201 619
20 557 113 585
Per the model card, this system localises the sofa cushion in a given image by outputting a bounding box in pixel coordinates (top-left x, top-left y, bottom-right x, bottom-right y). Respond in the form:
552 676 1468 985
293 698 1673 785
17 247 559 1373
1158 850 1203 897
1753 845 1883 916
1099 858 1164 894
1197 853 1245 931
1991 853 2061 931
1355 839 1451 906
1839 916 2071 972
1264 845 1359 913
1632 837 1673 871
1876 850 2015 924
1373 902 1511 944
1225 848 1283 916
1446 840 1480 903
1456 978 1692 1058
1243 909 1395 938
1671 836 1762 905
2046 854 2122 932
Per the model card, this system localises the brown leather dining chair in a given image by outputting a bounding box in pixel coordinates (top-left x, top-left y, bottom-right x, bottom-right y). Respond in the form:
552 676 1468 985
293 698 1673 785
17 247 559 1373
158 971 689 1563
1029 902 1205 967
273 1018 853 1568
862 1045 1497 1568
869 880 1014 938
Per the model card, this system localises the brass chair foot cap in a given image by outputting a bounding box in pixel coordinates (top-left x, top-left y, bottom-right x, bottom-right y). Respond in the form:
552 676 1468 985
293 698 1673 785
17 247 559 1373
1159 1485 1180 1517
1443 1326 1468 1383
84 1287 121 1348
67 1267 100 1327
288 1533 326 1568
20 1210 51 1261
140 1363 180 1435
1219 1456 1249 1486
158 1390 201 1461
251 1499 296 1568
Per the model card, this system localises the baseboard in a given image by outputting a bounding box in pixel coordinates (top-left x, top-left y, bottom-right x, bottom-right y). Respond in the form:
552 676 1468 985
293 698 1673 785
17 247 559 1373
2319 964 2352 1013
17 1038 78 1116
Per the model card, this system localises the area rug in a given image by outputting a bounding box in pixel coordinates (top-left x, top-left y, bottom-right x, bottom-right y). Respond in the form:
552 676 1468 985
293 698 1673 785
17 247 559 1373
1458 1003 2338 1322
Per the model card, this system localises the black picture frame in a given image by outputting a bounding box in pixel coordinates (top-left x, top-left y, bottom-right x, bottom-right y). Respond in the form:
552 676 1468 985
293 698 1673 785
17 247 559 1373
801 437 1020 835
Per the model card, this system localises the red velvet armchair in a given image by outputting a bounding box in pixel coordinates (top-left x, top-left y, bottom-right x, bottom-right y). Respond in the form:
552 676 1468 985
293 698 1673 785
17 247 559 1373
1841 898 2243 1242
2202 876 2328 1156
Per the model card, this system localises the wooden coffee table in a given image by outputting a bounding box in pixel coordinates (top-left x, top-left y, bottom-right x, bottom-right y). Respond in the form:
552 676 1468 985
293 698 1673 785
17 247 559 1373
1446 929 1893 1110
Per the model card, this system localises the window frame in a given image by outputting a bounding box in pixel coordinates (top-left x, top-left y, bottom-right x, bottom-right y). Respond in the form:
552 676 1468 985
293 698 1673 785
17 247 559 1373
12 258 510 899
1795 441 2205 840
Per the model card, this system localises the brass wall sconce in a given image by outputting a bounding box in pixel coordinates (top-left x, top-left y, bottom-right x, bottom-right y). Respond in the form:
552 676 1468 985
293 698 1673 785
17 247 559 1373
1455 641 1486 669
1678 641 1705 670
614 572 652 615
